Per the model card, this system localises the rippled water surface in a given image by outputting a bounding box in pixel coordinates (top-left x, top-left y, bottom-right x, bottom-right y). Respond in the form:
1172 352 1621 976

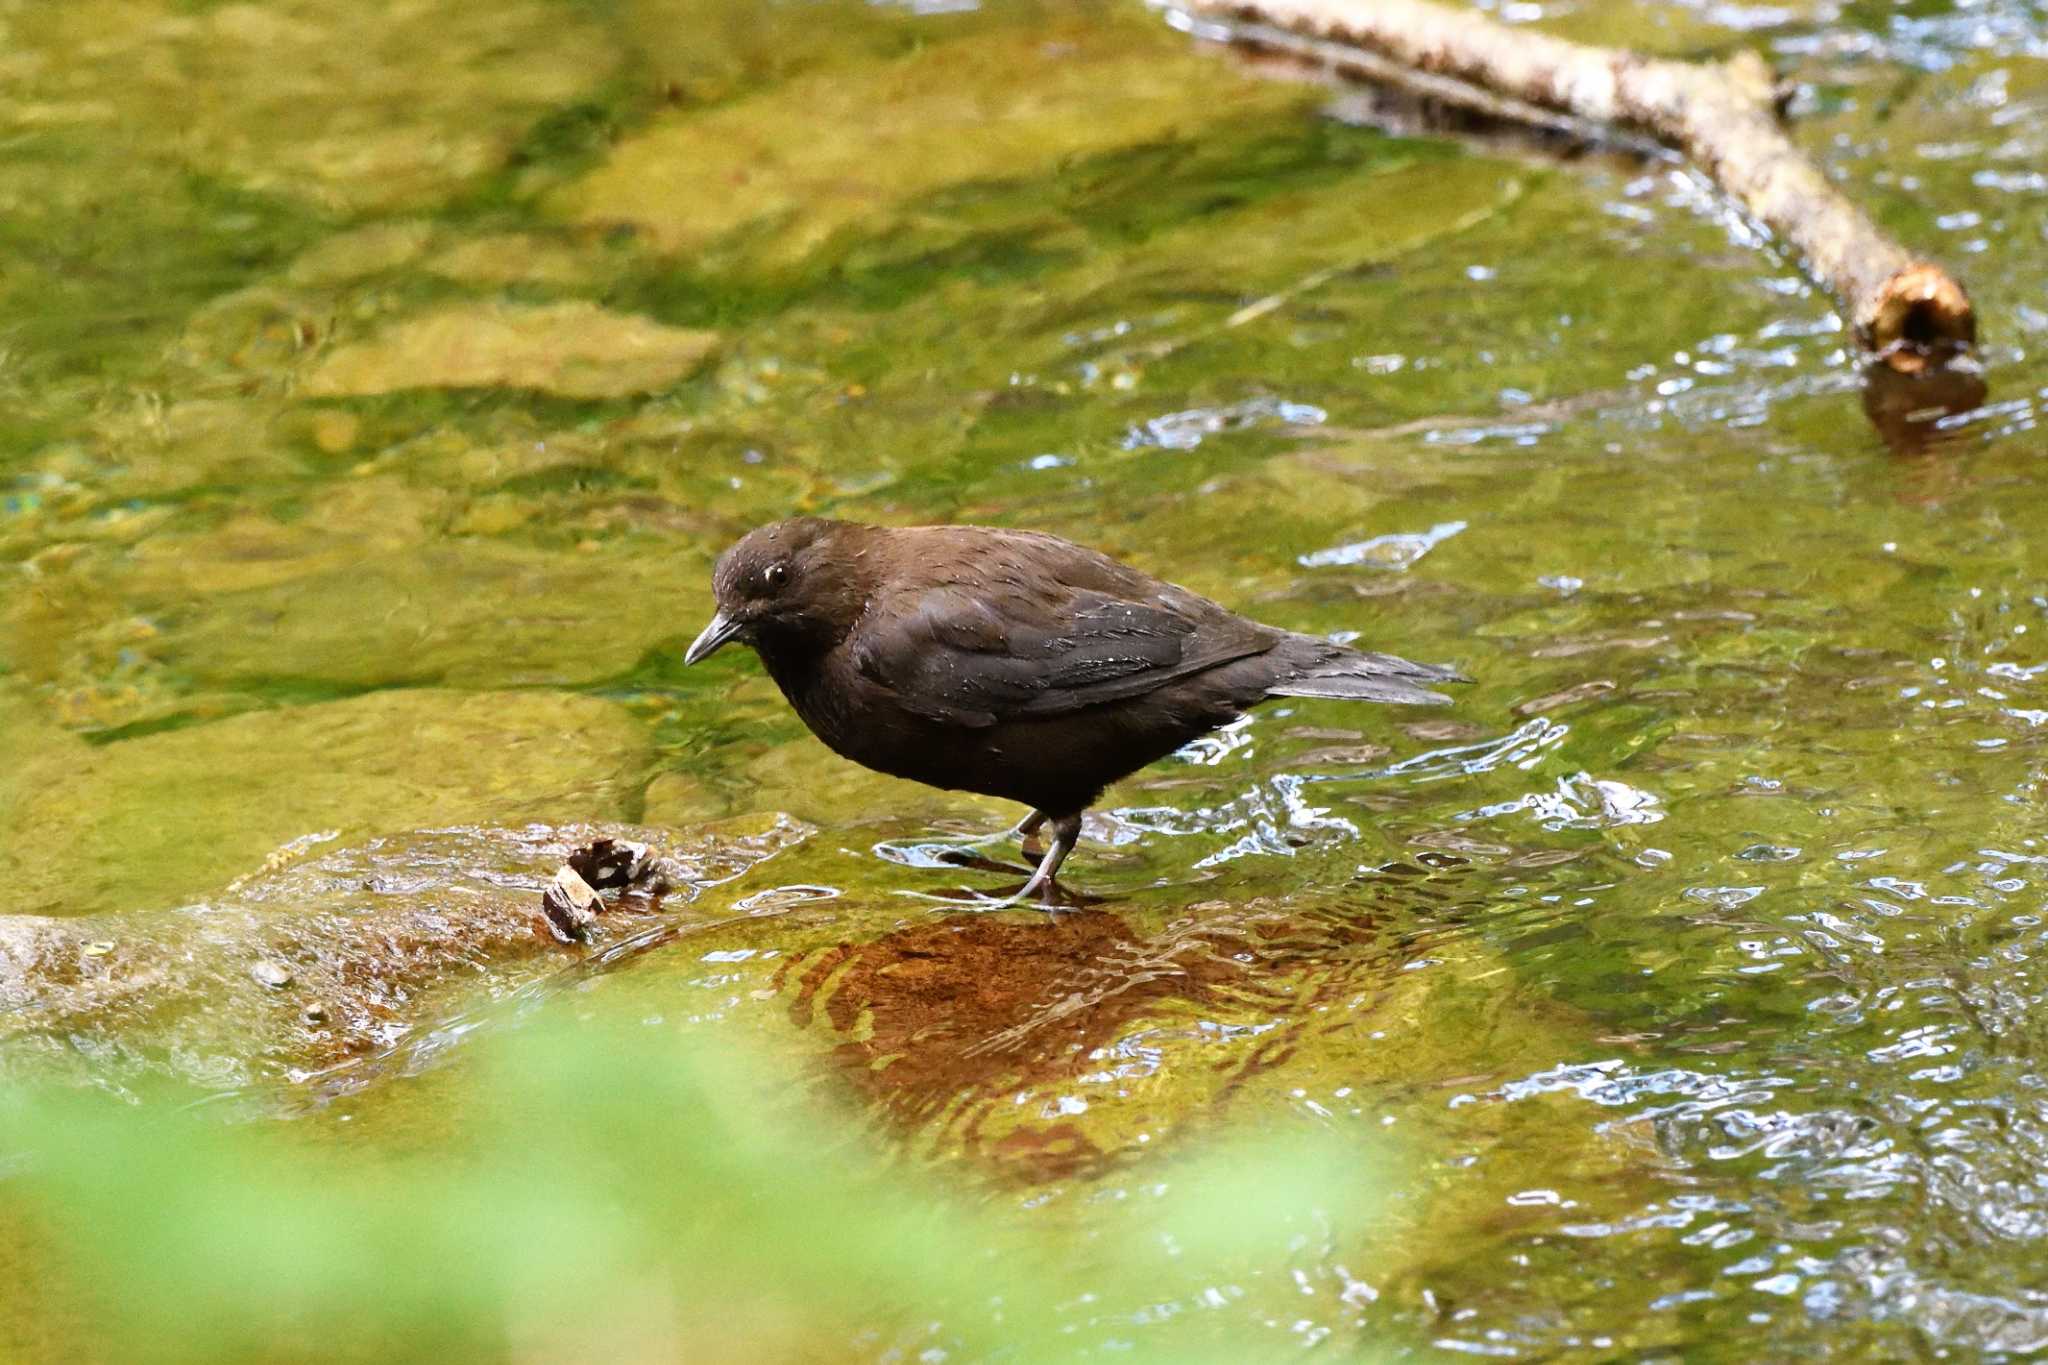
4 0 2048 1357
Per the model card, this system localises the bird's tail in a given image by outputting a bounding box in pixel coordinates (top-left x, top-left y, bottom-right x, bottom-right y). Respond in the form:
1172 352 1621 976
1266 637 1470 706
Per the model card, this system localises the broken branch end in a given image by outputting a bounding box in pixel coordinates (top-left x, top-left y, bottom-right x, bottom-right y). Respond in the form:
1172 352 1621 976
1863 263 1975 376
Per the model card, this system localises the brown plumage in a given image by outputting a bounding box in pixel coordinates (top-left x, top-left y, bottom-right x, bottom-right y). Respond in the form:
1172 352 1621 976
685 517 1469 901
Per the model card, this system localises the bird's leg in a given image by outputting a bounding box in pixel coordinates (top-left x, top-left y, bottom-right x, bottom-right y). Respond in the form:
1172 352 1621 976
1017 813 1082 902
955 808 1044 844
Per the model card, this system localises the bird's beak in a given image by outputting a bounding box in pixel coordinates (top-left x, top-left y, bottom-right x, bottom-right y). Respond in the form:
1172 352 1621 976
684 610 746 665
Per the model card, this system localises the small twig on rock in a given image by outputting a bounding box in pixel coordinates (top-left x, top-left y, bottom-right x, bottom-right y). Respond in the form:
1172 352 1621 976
540 866 603 942
1173 0 1976 374
567 837 658 893
539 838 666 943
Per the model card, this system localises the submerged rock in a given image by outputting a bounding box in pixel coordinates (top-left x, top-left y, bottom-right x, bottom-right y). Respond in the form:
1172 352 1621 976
0 689 653 919
154 543 707 691
0 0 616 212
424 232 597 288
285 221 436 286
554 17 1310 263
728 732 1017 831
302 301 719 400
0 817 811 1097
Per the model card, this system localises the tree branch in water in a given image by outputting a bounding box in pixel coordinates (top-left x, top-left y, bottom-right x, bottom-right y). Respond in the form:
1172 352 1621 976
1174 0 1976 375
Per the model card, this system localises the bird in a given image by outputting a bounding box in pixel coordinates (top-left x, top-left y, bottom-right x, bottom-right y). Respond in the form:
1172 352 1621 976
684 517 1469 903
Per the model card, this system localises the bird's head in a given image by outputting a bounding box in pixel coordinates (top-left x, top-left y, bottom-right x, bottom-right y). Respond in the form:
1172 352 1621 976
685 516 870 665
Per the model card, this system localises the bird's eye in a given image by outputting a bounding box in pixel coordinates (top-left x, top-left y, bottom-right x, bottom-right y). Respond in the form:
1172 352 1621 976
763 562 789 590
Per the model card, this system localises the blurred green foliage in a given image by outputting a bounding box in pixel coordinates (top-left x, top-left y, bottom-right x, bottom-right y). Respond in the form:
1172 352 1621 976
0 1008 1390 1363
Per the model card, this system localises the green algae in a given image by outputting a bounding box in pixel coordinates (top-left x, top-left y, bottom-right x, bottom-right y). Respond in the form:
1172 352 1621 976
0 688 653 918
2 0 2048 1357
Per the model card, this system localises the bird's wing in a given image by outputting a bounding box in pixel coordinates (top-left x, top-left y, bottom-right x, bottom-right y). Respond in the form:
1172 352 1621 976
850 581 1274 728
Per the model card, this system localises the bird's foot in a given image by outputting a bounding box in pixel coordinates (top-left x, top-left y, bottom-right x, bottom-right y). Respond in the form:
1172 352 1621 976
892 884 1043 912
893 874 1100 914
888 811 1087 913
1014 813 1082 905
873 810 1049 871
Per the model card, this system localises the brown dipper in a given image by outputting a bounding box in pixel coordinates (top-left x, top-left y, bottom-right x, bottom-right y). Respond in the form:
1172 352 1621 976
686 518 1468 901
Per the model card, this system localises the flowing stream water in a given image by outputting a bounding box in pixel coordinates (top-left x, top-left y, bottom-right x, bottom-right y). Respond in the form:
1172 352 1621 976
3 0 2047 1357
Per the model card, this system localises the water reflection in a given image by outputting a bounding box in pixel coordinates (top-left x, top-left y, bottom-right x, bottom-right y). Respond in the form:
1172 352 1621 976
1860 358 1990 456
774 881 1472 1178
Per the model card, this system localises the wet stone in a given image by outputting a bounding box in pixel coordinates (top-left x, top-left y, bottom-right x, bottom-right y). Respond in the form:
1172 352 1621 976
286 221 435 286
733 734 1014 830
149 543 706 692
0 0 617 212
424 233 595 287
554 16 1310 264
0 819 813 1094
301 301 720 400
640 771 723 828
0 689 652 919
249 960 294 990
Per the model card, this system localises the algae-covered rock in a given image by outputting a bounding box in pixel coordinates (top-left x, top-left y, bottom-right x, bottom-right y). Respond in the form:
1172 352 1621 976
617 0 972 106
424 233 599 288
157 542 707 691
639 769 726 828
302 301 719 400
122 474 445 598
630 150 1521 501
0 689 653 919
730 733 1017 831
0 686 89 806
554 17 1311 263
285 221 437 286
0 0 617 212
0 472 464 734
0 816 812 1095
6 522 716 717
